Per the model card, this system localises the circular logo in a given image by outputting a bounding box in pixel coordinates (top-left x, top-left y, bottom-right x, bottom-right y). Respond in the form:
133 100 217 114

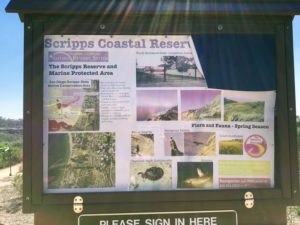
244 135 267 158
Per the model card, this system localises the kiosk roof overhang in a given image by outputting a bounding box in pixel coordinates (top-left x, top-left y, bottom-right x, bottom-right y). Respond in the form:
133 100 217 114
5 0 300 21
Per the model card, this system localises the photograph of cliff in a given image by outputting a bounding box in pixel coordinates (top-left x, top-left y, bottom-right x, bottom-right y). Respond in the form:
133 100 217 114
136 90 178 121
181 90 221 121
131 132 154 157
164 132 184 156
184 132 216 156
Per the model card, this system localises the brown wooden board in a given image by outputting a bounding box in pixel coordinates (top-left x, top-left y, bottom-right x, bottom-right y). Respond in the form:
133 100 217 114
5 0 300 21
34 201 288 225
16 12 300 225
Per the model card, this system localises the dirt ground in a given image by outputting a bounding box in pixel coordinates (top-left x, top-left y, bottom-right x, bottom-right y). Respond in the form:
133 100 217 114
0 164 33 225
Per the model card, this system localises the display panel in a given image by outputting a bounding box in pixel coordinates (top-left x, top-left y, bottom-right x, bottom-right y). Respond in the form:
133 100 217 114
43 35 276 193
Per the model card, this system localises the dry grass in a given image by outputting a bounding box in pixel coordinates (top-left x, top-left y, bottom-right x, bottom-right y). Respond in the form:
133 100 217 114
0 177 33 225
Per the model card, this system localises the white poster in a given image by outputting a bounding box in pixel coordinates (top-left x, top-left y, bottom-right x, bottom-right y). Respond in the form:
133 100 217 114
43 35 275 193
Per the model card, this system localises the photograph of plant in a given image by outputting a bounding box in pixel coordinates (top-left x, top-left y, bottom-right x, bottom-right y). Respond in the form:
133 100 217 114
219 138 243 155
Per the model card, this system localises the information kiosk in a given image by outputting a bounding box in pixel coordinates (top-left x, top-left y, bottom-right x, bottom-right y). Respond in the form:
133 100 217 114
6 0 300 224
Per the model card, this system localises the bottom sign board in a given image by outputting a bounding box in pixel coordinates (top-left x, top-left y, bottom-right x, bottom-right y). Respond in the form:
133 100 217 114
78 210 238 225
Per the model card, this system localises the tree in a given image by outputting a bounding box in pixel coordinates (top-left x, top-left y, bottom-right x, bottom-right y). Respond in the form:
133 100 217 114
0 116 23 128
161 56 177 82
161 56 177 70
161 56 197 81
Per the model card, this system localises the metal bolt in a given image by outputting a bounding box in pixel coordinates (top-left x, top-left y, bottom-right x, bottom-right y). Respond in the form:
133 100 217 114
26 196 30 200
27 26 31 30
217 24 223 31
289 107 293 111
294 190 297 194
99 24 106 30
26 110 30 115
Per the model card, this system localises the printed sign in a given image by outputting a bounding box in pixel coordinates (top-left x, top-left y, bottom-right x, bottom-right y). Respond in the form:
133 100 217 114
78 211 238 225
43 35 275 193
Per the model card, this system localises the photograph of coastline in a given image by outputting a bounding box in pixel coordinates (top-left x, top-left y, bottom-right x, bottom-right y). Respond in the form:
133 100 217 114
164 132 184 156
184 132 216 156
131 132 154 157
48 132 115 189
47 80 100 132
177 162 213 189
129 161 172 191
223 91 265 122
136 55 206 88
136 90 178 121
181 90 221 121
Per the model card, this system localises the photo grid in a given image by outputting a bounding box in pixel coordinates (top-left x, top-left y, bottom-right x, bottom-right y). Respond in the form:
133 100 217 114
44 35 275 193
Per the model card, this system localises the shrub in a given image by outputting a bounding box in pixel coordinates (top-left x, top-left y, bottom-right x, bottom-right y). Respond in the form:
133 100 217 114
0 146 22 169
0 131 22 168
12 173 23 195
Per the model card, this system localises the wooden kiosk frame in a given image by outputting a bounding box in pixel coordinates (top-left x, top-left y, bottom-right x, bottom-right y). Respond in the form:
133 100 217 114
6 1 300 224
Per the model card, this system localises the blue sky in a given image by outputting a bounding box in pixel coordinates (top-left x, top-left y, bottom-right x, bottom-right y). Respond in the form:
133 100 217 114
0 0 23 119
0 0 299 119
294 16 300 117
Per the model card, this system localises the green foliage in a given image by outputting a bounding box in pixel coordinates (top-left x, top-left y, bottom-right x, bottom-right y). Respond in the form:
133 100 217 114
77 170 95 187
0 131 22 143
0 145 22 169
294 206 300 216
219 140 243 155
297 115 300 151
224 100 264 122
297 126 300 152
12 173 23 195
297 115 300 128
0 116 23 128
0 131 23 169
